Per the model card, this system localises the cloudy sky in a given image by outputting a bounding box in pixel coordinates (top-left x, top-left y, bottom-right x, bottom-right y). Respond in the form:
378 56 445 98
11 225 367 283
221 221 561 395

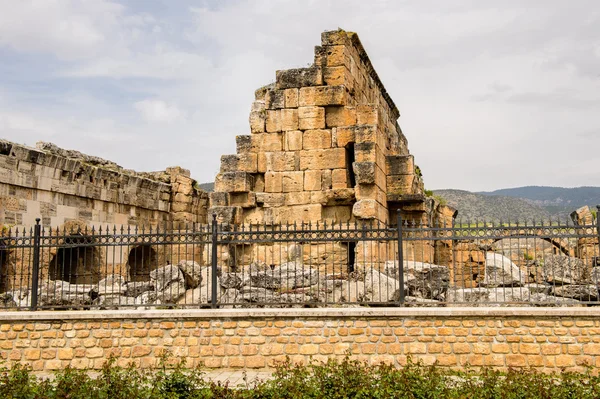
0 0 598 191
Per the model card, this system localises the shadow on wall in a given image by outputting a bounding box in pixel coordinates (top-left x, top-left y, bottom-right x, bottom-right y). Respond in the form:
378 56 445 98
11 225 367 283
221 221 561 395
127 245 158 282
47 234 102 285
0 240 11 292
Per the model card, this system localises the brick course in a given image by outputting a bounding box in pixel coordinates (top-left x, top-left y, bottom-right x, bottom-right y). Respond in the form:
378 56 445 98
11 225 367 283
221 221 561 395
1 308 599 373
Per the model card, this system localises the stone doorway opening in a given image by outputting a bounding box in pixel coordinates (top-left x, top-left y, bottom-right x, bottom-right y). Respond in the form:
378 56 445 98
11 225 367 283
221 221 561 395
48 235 102 285
345 142 356 188
0 240 11 292
127 245 158 282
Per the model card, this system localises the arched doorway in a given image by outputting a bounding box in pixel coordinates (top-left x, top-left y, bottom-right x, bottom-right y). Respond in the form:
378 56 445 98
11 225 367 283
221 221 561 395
0 239 11 292
127 245 158 282
47 234 101 285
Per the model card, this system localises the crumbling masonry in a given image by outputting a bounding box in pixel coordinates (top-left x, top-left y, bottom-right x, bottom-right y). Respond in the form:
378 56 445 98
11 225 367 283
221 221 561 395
209 29 456 267
211 29 455 228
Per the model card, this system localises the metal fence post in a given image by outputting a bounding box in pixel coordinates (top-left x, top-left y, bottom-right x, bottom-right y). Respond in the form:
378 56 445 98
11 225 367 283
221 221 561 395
211 214 218 309
596 205 600 266
30 218 41 311
397 212 405 306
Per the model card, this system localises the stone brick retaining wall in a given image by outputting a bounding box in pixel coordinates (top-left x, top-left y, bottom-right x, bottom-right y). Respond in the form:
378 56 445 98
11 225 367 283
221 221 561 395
1 308 599 373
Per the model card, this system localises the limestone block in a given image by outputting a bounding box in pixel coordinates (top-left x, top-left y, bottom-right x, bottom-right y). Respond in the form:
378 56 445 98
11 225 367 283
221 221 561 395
299 86 347 107
172 201 191 213
356 184 387 204
280 109 299 131
284 131 302 151
229 192 257 208
261 133 283 152
386 155 414 175
324 45 348 67
209 192 229 207
331 169 348 189
324 188 355 206
285 191 311 205
299 148 346 170
257 153 266 172
324 66 351 87
355 142 383 164
208 206 242 224
542 254 588 284
483 253 526 287
298 106 325 130
253 174 265 192
321 30 351 46
265 172 283 193
265 90 285 109
174 193 192 204
321 169 332 190
242 207 265 224
266 110 282 132
284 88 299 108
303 129 332 150
311 191 327 205
304 170 322 191
214 172 253 193
353 162 376 185
335 126 356 148
249 101 266 133
325 106 356 128
236 135 259 154
356 105 378 125
255 192 285 207
322 205 353 223
265 151 297 172
354 125 377 143
220 153 258 173
282 171 304 192
570 206 594 225
276 66 323 89
387 175 415 194
288 204 322 223
313 45 327 67
352 199 378 220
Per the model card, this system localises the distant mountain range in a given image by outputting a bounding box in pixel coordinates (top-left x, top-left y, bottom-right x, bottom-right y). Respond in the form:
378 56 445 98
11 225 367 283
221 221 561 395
435 186 600 222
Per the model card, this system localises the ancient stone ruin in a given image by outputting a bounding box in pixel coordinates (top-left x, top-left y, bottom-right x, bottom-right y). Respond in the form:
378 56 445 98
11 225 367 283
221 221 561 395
0 140 208 229
1 29 598 309
210 29 455 229
207 29 458 274
0 139 209 295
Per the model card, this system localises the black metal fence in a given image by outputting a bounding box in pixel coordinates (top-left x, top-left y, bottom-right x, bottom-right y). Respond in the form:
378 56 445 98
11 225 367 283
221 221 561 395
1 210 599 311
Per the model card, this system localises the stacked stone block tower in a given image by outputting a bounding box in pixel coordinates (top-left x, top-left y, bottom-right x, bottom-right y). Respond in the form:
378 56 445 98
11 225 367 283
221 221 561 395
210 29 454 229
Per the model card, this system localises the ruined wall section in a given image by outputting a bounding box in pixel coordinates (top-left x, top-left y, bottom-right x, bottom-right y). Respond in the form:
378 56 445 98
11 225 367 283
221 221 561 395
210 29 426 225
0 141 208 229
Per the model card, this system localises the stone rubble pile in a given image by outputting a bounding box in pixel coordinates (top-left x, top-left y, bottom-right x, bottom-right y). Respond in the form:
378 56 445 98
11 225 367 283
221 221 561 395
1 252 598 309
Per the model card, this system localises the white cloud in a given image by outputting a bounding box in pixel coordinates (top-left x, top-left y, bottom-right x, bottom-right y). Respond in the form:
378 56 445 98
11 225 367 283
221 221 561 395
133 99 185 123
0 0 599 191
0 0 127 60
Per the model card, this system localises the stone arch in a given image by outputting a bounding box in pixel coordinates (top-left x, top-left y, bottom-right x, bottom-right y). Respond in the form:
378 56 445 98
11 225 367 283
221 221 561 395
491 233 572 258
46 220 102 285
0 239 14 292
47 234 102 285
127 245 158 282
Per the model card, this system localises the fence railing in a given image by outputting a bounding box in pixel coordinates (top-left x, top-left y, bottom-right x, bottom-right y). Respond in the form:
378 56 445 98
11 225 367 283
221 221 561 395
1 211 599 310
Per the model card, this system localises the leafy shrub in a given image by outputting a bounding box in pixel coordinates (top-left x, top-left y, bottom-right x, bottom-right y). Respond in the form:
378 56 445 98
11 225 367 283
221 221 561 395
1 356 600 398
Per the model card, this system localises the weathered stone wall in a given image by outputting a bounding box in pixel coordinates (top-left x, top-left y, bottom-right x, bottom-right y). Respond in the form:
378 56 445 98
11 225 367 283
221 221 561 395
210 29 453 229
1 308 599 373
0 141 208 230
0 140 209 289
571 206 599 266
209 29 456 268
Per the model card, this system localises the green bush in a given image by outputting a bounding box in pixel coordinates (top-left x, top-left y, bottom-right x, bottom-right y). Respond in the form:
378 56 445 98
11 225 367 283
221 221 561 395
1 356 600 398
